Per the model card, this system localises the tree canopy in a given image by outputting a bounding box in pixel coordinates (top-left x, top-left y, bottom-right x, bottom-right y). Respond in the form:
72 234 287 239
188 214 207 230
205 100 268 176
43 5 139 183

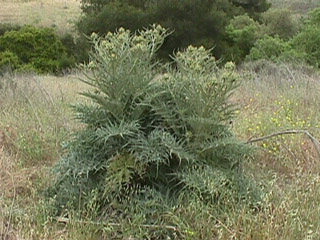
77 0 270 60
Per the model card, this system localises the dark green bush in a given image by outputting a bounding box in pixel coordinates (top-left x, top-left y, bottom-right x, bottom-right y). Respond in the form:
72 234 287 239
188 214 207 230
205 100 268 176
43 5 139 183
59 32 92 65
0 25 75 73
291 26 320 68
0 50 21 72
225 14 261 63
232 0 271 19
261 8 299 40
147 0 240 60
59 33 77 59
79 1 148 34
290 7 320 68
304 7 320 26
48 26 260 237
246 35 302 62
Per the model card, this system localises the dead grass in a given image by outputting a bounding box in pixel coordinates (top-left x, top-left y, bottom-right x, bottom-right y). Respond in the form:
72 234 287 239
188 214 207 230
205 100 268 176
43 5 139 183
226 61 320 239
0 71 88 189
0 0 81 35
234 60 320 186
0 72 90 240
268 0 320 14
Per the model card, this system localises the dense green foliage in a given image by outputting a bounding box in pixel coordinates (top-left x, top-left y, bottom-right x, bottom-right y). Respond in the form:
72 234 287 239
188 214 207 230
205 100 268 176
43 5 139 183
246 35 293 62
0 50 21 72
291 8 320 68
224 8 299 63
305 6 320 25
48 26 259 237
77 0 270 60
228 7 320 68
261 8 299 40
0 26 74 73
225 14 261 63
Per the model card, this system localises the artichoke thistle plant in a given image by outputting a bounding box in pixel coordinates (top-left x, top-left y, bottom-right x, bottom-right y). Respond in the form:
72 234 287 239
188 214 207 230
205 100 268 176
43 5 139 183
49 25 259 236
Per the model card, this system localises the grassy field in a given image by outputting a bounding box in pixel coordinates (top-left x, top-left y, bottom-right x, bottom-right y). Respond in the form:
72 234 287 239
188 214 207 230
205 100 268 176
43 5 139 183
269 0 320 13
0 0 80 35
1 0 320 239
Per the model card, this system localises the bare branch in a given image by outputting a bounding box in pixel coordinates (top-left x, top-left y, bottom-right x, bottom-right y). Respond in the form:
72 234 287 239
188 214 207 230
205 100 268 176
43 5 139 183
246 129 320 159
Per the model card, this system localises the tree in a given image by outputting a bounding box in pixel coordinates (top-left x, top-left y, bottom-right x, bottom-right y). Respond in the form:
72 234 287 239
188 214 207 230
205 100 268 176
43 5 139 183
225 14 261 63
291 8 320 68
261 8 298 40
77 0 270 61
231 0 271 18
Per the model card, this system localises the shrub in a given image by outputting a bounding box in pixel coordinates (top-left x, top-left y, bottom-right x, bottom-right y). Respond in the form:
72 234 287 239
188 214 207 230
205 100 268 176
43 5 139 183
291 26 320 68
0 25 74 73
0 50 21 72
48 26 259 236
225 14 261 63
79 1 148 34
291 7 320 68
246 35 302 62
59 33 89 65
245 8 320 67
261 8 299 40
304 7 320 26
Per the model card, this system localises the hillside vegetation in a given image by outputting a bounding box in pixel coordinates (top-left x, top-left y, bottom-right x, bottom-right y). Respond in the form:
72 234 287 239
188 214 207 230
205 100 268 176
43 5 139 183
0 0 320 239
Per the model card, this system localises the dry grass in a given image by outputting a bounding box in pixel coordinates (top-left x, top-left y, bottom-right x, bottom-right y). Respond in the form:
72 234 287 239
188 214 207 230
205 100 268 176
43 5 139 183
268 0 320 14
0 72 88 192
0 72 90 240
227 61 320 240
0 0 81 35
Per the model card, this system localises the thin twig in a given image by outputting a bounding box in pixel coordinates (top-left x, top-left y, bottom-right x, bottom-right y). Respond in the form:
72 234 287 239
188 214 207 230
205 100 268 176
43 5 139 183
247 129 320 159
